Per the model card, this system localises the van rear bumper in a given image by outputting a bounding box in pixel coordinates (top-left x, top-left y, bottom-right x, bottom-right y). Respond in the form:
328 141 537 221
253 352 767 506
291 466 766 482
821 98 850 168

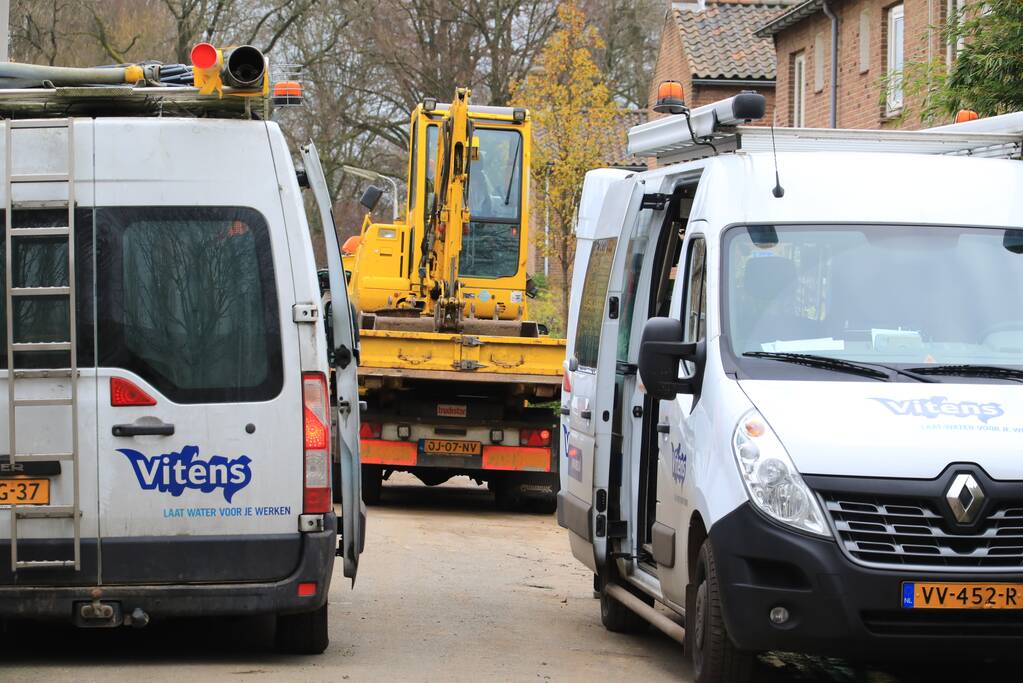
710 503 1023 659
0 514 337 622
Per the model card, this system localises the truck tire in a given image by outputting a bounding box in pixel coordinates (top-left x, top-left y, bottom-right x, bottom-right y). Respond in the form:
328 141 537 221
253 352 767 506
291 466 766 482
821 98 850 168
493 479 519 511
598 567 650 634
275 602 329 655
361 465 382 505
691 541 753 683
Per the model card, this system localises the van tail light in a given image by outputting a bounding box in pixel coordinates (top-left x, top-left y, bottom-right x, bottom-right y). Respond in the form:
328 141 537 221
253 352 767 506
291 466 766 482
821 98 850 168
520 428 552 448
360 422 382 439
562 370 572 393
110 377 157 407
302 372 331 514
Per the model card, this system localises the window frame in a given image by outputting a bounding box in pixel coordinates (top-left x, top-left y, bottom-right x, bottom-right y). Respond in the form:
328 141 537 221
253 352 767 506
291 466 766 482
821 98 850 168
886 3 905 115
792 51 807 127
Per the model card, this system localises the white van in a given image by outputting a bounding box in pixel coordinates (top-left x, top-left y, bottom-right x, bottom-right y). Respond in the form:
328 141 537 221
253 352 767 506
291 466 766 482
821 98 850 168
0 72 364 654
559 94 1023 681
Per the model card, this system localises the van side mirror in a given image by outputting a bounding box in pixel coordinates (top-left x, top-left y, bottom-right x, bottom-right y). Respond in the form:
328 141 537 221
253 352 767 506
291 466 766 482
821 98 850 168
360 185 384 212
638 317 704 400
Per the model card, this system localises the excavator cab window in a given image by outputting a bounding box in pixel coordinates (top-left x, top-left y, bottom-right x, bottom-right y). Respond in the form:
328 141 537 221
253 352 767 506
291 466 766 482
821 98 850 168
462 128 522 279
424 125 439 224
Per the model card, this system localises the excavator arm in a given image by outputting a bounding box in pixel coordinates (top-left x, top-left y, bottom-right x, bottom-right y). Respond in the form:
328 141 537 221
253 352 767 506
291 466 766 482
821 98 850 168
418 87 476 330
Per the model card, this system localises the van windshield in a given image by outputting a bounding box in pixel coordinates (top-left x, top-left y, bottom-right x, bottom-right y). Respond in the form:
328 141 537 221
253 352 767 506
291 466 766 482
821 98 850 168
723 224 1023 375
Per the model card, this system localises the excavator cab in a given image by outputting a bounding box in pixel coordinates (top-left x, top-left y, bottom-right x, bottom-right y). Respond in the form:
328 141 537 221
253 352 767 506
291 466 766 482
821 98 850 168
347 93 532 332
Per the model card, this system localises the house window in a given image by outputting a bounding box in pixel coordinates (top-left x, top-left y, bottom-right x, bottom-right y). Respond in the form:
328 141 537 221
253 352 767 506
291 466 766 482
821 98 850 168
886 3 905 114
792 52 806 127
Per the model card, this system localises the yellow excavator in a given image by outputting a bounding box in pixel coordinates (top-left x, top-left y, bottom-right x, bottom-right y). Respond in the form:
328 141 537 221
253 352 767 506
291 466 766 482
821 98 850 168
344 88 565 510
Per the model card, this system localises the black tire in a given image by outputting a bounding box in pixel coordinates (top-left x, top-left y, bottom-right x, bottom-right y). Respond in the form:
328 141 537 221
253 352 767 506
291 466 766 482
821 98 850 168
275 602 329 655
598 567 650 634
532 493 558 515
690 541 753 683
493 479 519 511
361 465 382 505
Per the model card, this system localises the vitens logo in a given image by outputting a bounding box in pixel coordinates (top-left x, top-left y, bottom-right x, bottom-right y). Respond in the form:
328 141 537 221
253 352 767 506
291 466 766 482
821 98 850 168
870 397 1004 423
671 443 687 485
118 445 252 503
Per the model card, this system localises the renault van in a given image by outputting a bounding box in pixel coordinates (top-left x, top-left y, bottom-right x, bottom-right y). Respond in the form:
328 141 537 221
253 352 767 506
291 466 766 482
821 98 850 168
559 94 1023 682
0 73 364 654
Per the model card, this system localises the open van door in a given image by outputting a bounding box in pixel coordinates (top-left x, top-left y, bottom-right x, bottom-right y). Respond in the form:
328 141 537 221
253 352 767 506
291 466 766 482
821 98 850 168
300 143 364 581
561 179 643 573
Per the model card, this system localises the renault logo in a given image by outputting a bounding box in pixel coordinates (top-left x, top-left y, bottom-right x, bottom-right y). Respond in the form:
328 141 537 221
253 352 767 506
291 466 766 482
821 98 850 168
946 473 985 524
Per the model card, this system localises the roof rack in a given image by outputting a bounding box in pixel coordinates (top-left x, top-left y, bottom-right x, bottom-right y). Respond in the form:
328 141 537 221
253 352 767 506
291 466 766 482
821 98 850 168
0 85 269 120
628 97 1023 165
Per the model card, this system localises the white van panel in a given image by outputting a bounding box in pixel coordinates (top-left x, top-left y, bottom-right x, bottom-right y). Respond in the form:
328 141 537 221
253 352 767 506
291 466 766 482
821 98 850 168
92 119 303 541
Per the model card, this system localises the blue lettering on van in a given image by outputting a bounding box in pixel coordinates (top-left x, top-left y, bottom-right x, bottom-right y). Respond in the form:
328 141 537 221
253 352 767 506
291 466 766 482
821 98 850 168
870 397 1004 423
117 445 252 503
671 443 687 485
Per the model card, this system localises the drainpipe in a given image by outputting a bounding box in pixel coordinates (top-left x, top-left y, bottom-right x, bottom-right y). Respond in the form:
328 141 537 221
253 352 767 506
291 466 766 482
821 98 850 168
822 0 838 128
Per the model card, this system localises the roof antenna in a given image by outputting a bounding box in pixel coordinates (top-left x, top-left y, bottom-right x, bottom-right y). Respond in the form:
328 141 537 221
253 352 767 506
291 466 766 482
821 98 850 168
770 116 784 198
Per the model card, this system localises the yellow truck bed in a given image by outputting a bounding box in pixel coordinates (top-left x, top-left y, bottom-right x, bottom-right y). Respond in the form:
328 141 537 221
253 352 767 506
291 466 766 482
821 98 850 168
359 329 565 385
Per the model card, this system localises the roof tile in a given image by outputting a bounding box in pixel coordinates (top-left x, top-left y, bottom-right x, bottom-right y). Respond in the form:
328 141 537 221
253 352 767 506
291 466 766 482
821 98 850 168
673 1 795 80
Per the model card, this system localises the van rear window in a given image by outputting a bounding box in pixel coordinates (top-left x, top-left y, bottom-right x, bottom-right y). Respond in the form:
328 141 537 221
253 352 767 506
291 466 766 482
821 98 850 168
96 207 283 403
574 237 617 369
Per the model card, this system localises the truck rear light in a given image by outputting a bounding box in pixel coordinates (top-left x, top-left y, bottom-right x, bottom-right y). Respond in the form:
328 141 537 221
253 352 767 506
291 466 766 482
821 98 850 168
360 422 382 439
303 373 331 514
110 377 157 407
520 428 551 447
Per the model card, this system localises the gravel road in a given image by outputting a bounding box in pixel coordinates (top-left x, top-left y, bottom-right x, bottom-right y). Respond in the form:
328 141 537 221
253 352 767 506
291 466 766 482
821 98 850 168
2 474 1018 682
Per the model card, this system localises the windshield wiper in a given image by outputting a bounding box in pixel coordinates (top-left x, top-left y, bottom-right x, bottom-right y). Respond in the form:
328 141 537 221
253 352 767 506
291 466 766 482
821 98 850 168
504 134 521 207
903 364 1023 383
743 352 890 380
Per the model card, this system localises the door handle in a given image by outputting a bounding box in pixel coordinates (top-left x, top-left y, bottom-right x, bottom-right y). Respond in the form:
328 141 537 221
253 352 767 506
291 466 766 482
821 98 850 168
560 407 570 416
581 410 592 420
112 423 175 437
657 424 670 434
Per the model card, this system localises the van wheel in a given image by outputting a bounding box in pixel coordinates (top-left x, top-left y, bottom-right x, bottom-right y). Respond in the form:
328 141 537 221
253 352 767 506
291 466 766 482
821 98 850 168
361 465 382 505
690 541 753 683
598 568 650 634
275 602 329 655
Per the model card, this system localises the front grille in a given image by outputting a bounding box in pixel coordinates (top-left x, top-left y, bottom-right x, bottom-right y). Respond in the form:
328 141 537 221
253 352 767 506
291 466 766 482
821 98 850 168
822 493 1023 569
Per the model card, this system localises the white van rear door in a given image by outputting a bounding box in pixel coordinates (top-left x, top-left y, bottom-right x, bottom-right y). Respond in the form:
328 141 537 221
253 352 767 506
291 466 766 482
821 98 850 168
92 120 304 583
562 179 643 571
1 119 100 584
300 143 363 581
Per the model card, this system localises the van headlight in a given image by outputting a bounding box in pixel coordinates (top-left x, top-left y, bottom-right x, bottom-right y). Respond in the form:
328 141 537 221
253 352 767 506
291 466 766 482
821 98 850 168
731 409 831 538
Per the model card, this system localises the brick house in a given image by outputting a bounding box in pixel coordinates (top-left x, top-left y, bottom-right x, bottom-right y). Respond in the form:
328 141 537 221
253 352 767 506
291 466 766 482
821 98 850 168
757 0 966 129
648 0 798 123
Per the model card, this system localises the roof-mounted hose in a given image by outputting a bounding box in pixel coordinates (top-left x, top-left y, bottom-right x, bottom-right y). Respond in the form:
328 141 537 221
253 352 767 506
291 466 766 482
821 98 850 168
0 62 160 89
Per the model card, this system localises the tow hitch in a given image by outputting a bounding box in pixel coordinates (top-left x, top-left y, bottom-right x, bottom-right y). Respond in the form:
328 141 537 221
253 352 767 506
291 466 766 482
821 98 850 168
73 589 150 628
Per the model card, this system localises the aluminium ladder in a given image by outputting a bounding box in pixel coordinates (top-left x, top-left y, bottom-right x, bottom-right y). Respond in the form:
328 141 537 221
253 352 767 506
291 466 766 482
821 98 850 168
4 118 82 572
